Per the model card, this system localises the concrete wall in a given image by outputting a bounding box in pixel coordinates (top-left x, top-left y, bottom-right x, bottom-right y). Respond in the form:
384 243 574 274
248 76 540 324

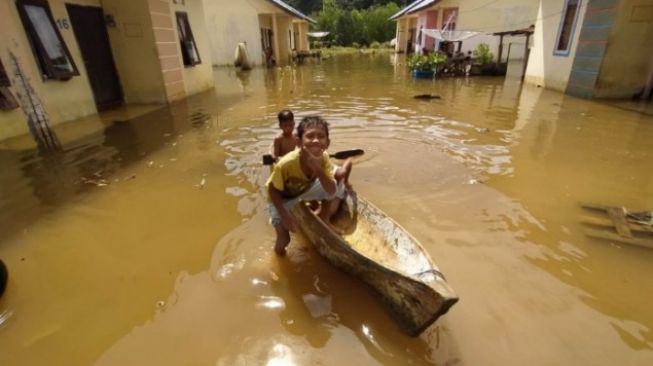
103 0 213 103
170 0 214 98
394 18 407 53
275 15 293 65
203 0 309 67
456 0 537 31
203 0 263 66
104 0 167 104
525 0 588 92
594 0 653 98
296 21 309 51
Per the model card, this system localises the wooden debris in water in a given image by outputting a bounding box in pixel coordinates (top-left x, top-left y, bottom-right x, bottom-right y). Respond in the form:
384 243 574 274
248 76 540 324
413 94 441 100
580 202 653 249
196 174 207 189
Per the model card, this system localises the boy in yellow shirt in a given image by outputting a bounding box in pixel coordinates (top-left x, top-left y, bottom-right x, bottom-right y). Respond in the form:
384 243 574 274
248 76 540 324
266 115 346 255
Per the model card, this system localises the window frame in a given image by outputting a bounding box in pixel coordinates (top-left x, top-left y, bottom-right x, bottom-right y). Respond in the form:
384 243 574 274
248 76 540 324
16 0 79 80
175 11 201 67
553 0 582 56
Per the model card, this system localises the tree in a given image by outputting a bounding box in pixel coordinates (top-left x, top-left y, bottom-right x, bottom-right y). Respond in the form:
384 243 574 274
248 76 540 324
312 1 400 46
288 0 410 14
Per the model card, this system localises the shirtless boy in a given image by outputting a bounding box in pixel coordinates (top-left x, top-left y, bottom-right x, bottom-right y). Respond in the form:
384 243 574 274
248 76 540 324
272 109 297 161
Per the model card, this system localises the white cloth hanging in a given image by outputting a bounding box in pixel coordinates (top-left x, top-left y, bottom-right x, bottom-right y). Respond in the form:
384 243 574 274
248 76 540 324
421 29 480 42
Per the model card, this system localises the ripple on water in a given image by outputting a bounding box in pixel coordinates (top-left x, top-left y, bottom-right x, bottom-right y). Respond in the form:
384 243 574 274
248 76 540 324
256 296 286 311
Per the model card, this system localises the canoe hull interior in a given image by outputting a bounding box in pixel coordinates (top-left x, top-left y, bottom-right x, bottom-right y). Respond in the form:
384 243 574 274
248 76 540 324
291 193 458 336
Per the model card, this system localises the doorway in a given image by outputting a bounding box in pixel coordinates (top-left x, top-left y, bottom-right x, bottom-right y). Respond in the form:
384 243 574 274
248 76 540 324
261 28 275 66
66 4 123 110
407 28 415 55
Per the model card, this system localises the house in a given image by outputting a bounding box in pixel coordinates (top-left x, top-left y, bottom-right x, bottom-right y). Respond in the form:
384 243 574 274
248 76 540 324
525 0 653 100
202 0 313 67
0 0 214 142
391 0 539 60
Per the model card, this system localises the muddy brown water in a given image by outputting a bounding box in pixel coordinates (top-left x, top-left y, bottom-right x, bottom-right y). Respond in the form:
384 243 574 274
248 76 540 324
0 53 652 365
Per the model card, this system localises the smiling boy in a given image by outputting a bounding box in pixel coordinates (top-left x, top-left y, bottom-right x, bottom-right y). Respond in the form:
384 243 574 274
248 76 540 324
266 116 346 255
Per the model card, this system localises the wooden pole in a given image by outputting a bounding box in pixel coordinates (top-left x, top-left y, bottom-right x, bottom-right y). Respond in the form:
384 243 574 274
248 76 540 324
522 33 531 81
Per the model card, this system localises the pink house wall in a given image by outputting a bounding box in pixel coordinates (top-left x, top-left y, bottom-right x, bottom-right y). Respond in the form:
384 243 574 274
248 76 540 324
417 10 439 52
424 10 438 51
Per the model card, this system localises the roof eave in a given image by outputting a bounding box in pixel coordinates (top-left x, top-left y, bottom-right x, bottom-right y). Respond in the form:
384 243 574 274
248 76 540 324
267 0 315 24
390 0 440 21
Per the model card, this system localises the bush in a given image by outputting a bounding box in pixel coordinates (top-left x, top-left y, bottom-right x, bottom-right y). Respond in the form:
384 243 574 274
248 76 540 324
473 43 494 65
352 42 361 49
407 52 448 71
370 41 381 49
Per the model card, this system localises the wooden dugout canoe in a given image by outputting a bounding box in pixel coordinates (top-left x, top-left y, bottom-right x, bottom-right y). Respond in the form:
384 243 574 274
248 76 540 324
290 193 458 336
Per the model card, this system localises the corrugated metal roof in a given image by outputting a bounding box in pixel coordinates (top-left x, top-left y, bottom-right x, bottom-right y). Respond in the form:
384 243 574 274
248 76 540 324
268 0 315 23
390 0 440 21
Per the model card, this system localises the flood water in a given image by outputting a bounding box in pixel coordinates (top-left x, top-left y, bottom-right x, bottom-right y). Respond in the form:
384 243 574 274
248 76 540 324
0 53 652 366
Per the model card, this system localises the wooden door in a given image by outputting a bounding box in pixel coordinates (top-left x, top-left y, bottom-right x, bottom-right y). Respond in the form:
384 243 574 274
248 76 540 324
67 4 123 110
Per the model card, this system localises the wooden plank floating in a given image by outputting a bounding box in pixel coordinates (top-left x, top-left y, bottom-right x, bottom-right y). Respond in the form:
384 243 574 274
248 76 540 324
580 202 653 249
583 228 653 250
580 215 653 234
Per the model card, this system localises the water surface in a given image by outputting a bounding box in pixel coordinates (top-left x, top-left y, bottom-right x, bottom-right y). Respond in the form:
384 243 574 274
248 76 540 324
0 53 652 365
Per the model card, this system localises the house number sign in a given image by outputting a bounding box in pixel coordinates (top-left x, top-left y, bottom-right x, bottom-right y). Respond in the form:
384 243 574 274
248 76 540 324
56 18 70 30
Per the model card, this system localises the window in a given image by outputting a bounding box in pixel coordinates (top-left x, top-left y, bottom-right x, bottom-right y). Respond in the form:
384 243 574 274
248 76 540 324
0 59 10 87
175 12 201 66
554 0 581 55
442 8 458 31
16 0 79 80
0 59 19 111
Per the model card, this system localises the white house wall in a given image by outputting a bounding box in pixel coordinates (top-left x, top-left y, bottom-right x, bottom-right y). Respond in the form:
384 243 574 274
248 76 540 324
456 0 538 60
171 0 214 96
525 0 588 92
456 0 536 32
395 0 539 59
203 0 264 66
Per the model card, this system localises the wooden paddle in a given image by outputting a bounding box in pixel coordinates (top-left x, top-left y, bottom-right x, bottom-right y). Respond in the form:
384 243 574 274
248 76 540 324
262 148 364 165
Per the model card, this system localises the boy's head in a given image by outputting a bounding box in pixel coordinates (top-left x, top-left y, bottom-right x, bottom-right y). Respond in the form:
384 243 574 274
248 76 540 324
277 109 295 136
297 116 330 152
278 109 294 125
297 116 330 139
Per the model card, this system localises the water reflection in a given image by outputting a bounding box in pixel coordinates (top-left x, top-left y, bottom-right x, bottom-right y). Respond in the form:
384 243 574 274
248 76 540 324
272 243 438 364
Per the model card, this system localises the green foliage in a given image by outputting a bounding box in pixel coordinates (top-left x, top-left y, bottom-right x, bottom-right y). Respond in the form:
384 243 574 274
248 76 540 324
473 43 494 65
407 52 448 71
286 0 322 14
288 0 409 13
370 41 381 49
312 1 400 47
